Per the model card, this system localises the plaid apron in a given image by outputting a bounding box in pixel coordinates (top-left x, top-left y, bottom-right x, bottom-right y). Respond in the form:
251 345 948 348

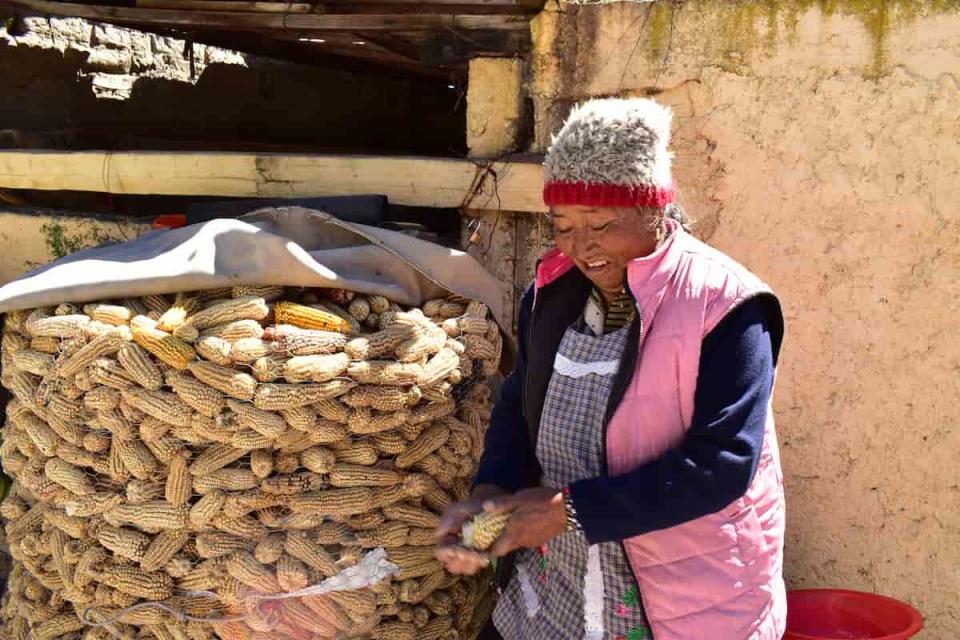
493 317 651 640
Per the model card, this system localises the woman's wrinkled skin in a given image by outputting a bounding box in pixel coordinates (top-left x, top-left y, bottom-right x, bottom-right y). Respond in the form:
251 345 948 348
435 205 664 576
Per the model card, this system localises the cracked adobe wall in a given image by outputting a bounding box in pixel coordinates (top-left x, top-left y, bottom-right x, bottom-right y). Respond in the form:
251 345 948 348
529 1 960 637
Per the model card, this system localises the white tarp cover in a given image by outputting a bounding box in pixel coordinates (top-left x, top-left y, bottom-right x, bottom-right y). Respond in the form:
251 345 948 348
0 207 513 364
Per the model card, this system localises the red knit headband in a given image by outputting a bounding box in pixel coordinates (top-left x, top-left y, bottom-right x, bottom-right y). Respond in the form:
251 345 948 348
543 181 676 208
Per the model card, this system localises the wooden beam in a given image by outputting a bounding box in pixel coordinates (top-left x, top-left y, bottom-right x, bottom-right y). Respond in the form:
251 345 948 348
137 0 314 13
8 0 532 31
0 151 547 213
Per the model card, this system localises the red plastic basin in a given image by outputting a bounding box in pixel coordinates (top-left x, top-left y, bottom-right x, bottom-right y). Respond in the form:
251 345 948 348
786 589 923 640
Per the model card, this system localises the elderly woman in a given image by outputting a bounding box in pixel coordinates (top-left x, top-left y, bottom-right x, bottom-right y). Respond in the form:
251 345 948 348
436 98 786 640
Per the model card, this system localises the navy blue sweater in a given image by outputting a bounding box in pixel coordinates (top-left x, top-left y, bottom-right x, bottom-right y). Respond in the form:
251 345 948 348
474 291 775 546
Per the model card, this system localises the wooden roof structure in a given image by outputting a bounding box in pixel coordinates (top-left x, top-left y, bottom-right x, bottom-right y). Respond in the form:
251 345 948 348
4 0 545 79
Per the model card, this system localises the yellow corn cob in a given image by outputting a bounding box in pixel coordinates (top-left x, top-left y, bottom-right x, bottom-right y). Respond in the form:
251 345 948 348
193 469 260 494
226 551 281 594
211 513 268 540
461 511 509 551
409 399 456 426
116 437 159 480
423 485 452 512
254 379 354 411
0 495 28 520
372 431 407 456
350 409 410 435
29 336 60 355
348 510 386 530
62 492 123 519
188 413 234 445
250 355 286 382
365 312 381 329
330 464 402 488
17 414 60 457
57 328 129 377
171 321 200 345
44 457 95 496
343 385 421 412
226 399 287 438
144 435 186 466
395 424 450 469
299 446 336 474
300 594 354 631
394 325 447 363
252 534 285 564
126 480 163 504
275 301 353 334
273 452 300 474
389 546 443 580
83 385 121 412
419 348 460 387
199 319 265 342
422 590 452 616
284 530 340 577
356 522 410 548
185 296 269 330
189 490 227 529
231 285 286 301
282 352 350 383
229 338 273 364
139 294 170 315
87 358 135 390
366 295 390 314
26 314 90 338
260 471 325 496
382 504 441 530
281 597 340 636
94 564 174 600
347 360 423 386
164 453 192 506
333 439 378 466
249 449 274 480
275 554 309 591
405 527 438 547
424 299 467 320
156 294 201 332
314 398 350 423
289 487 377 519
345 323 419 359
140 529 189 573
106 502 190 532
195 532 253 559
120 388 192 427
230 429 273 450
97 524 151 561
165 370 225 418
33 613 85 640
84 303 134 326
186 361 257 401
164 555 192 579
418 615 454 640
194 335 233 366
279 405 316 432
348 297 371 322
269 324 352 358
10 349 54 377
130 323 195 370
437 445 459 465
329 589 378 623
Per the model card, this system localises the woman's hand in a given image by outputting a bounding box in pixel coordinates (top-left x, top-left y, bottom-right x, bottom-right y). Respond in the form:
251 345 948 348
434 485 504 575
484 487 567 557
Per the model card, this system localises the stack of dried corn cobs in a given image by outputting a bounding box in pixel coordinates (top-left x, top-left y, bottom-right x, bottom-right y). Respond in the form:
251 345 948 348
0 286 502 640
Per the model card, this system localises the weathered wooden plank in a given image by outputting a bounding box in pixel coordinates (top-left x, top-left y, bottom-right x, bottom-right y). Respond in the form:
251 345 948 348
0 151 547 213
7 0 532 31
137 0 314 13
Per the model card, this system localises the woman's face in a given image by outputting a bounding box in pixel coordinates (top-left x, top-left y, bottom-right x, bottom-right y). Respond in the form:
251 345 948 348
550 205 659 298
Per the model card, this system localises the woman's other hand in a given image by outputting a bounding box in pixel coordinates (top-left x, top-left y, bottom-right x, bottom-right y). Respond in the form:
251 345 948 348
435 484 504 575
484 487 567 557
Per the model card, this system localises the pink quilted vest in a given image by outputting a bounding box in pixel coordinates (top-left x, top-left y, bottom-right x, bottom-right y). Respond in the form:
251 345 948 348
536 224 787 640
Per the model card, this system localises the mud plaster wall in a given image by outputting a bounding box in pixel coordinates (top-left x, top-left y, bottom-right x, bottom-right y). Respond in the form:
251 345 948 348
525 1 960 637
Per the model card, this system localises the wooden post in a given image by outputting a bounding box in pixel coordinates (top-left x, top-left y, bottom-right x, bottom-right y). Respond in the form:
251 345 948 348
464 56 543 337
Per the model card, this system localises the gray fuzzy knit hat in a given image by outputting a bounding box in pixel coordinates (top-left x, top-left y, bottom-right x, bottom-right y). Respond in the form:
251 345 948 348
543 97 676 208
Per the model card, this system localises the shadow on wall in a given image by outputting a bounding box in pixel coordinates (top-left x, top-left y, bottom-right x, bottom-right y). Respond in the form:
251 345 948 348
0 42 466 155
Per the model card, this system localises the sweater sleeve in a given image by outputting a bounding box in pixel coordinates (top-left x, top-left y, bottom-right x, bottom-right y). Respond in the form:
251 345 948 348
568 297 776 545
472 286 539 493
